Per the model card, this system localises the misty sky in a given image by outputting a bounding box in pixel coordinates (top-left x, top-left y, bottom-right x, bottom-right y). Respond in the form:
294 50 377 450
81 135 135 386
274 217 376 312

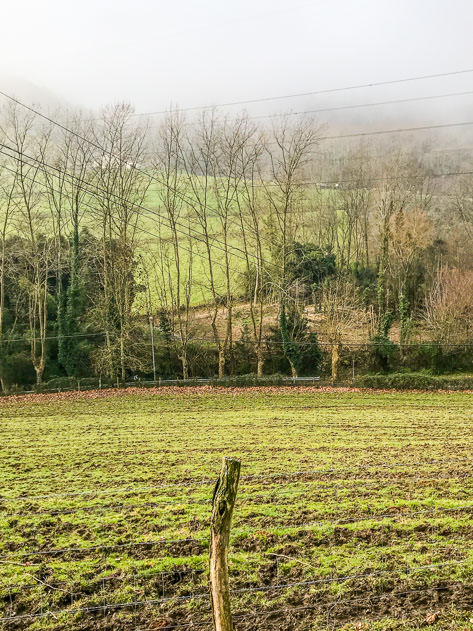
2 0 473 120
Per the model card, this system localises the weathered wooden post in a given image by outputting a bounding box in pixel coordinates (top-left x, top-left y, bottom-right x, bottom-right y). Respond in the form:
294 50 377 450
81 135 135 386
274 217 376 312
209 457 241 631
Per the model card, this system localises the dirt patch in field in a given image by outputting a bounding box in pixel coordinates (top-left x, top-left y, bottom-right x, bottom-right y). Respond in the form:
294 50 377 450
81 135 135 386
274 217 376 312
52 579 473 631
1 384 473 407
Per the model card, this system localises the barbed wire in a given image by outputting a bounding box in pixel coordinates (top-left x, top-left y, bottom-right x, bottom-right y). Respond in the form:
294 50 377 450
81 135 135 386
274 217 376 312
0 535 209 563
0 591 211 623
227 584 456 630
2 456 472 504
3 473 471 520
1 557 468 623
130 581 460 630
1 566 203 594
3 501 473 564
0 496 212 518
1 438 471 466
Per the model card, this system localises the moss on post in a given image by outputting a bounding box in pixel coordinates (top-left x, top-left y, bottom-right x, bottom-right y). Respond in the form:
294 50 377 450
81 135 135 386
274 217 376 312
209 457 241 631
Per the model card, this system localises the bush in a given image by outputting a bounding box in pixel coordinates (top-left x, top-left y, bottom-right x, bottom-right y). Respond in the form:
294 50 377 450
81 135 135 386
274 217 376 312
354 372 473 390
369 333 397 372
212 373 290 386
0 352 35 390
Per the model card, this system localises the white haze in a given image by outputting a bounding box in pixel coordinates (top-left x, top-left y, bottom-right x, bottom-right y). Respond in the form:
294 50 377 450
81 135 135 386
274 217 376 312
1 0 473 132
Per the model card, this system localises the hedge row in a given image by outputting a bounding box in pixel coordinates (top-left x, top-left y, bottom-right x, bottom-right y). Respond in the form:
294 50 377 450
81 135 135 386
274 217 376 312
353 372 473 390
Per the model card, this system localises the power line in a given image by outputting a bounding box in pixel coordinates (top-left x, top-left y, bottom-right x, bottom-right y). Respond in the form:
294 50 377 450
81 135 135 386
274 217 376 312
104 67 473 118
0 143 255 270
319 119 473 141
145 88 473 126
254 89 473 120
0 331 106 344
2 86 470 281
1 139 469 345
0 94 275 279
0 151 262 296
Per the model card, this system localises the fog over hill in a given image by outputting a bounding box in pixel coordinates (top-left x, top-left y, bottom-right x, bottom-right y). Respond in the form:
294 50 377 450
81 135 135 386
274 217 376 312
0 75 72 112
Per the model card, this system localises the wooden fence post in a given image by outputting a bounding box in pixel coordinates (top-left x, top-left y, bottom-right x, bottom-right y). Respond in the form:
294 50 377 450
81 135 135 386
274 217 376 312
209 457 241 631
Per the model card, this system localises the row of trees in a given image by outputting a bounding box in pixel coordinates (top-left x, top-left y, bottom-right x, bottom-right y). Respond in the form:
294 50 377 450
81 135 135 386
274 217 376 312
0 100 472 389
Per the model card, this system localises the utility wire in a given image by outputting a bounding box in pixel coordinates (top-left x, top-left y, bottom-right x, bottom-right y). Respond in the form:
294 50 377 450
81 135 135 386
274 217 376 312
1 87 471 281
318 119 473 141
142 88 473 129
0 149 268 290
0 143 256 269
99 67 473 118
0 331 106 344
0 153 260 308
248 89 473 121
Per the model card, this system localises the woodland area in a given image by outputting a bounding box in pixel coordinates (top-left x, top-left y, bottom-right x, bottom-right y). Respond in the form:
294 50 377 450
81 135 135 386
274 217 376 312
0 101 473 391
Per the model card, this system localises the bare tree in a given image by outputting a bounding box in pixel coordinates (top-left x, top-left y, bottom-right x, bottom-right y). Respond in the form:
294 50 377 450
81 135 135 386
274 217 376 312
1 103 53 383
373 155 431 328
0 153 17 342
178 112 229 377
91 103 150 380
320 275 363 381
337 151 373 267
154 112 195 378
234 124 267 376
263 117 318 376
425 267 473 345
389 207 434 345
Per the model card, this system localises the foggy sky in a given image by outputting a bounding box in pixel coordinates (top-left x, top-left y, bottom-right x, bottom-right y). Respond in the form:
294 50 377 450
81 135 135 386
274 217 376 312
2 0 473 123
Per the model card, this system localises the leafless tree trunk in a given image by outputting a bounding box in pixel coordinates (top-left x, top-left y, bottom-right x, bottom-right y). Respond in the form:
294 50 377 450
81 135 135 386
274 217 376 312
2 103 52 383
154 112 194 378
91 103 150 380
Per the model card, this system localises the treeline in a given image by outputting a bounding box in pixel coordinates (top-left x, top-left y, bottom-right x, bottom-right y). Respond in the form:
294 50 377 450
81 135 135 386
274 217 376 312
0 101 472 391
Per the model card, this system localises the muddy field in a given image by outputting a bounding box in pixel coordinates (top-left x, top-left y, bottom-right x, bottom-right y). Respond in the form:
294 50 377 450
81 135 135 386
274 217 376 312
1 388 473 630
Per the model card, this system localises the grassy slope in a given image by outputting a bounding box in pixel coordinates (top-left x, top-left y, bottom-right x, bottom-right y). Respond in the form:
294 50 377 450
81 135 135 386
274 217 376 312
138 180 329 307
1 388 473 630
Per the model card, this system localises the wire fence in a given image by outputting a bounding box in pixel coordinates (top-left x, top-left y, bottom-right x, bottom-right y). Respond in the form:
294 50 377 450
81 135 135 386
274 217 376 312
2 456 472 502
1 458 473 629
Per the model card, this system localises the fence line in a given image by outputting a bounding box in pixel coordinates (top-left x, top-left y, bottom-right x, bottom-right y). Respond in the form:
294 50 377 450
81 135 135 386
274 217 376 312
129 581 458 631
4 476 472 519
1 567 202 594
0 536 209 563
4 501 473 564
0 592 211 623
1 558 468 624
2 456 473 504
0 478 213 503
4 430 472 454
3 455 473 628
0 496 212 518
234 502 473 534
228 584 455 629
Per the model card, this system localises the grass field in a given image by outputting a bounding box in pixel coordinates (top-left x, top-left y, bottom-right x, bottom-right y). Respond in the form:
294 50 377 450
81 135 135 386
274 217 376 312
137 181 329 307
1 387 473 630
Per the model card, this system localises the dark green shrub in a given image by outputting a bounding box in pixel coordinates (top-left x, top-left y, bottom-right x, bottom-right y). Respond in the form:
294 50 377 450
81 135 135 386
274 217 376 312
0 352 35 390
354 372 473 390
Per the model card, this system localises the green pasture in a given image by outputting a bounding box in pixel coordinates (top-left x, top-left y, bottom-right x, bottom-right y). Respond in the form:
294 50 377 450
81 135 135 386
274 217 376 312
2 388 471 630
